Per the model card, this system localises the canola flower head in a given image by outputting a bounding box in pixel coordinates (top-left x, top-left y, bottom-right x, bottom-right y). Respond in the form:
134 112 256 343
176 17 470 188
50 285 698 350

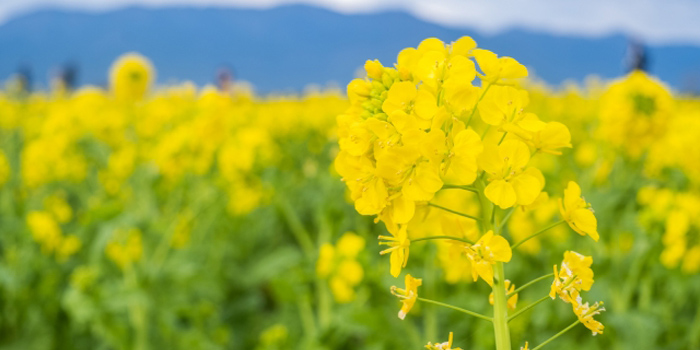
391 273 422 320
109 52 155 101
550 251 595 303
425 332 462 350
464 230 512 286
573 299 605 335
559 181 599 241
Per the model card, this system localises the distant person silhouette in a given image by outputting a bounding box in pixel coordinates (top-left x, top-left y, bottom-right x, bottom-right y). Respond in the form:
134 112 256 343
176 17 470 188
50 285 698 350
625 40 648 73
17 65 32 93
217 66 234 93
61 62 78 92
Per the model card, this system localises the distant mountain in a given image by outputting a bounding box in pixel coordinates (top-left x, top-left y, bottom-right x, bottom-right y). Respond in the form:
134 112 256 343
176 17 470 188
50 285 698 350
2 5 700 93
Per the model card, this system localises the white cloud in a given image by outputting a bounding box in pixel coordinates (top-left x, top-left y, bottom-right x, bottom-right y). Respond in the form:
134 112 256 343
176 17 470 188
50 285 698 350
1 0 699 45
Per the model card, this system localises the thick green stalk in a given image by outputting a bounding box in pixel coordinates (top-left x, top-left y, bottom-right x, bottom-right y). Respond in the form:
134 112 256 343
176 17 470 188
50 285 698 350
492 263 512 350
476 179 511 350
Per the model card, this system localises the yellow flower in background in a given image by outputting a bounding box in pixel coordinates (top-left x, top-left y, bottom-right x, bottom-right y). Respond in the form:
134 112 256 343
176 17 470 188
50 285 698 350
573 299 605 335
425 332 462 350
489 279 518 310
43 193 73 223
391 274 422 320
379 225 410 278
110 52 155 101
559 181 599 241
0 151 10 186
57 235 82 262
316 232 366 303
464 231 512 286
479 139 544 209
550 251 594 303
26 211 62 254
105 228 143 270
598 70 673 158
520 342 529 350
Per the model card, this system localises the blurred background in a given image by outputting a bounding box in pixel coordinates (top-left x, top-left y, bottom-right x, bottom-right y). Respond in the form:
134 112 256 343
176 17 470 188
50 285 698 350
1 1 700 350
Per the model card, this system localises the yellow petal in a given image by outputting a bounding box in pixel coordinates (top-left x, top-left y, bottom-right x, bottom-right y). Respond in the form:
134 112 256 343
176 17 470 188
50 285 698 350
511 172 543 206
571 208 599 241
392 194 416 224
485 179 517 209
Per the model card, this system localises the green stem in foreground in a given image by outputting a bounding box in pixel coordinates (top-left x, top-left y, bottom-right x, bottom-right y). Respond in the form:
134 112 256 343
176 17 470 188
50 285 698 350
417 297 492 322
531 320 581 350
412 235 474 245
508 295 550 322
427 202 481 222
507 273 555 298
492 262 512 350
511 220 566 250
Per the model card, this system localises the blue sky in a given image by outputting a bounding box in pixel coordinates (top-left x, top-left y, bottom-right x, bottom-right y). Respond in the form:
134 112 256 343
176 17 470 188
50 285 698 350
1 0 700 45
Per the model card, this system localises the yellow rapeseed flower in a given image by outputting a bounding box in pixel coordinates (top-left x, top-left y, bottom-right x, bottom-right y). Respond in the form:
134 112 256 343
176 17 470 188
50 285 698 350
425 332 462 350
479 139 544 209
464 230 512 286
109 52 155 101
379 225 410 278
550 251 594 303
391 274 422 320
559 181 599 241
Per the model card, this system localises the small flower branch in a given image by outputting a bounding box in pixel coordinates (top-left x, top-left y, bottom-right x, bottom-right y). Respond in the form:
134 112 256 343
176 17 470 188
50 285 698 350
531 319 582 350
507 273 554 298
428 202 481 222
412 235 475 245
465 82 492 128
442 184 479 194
511 220 566 250
417 297 493 322
507 295 550 322
497 206 517 232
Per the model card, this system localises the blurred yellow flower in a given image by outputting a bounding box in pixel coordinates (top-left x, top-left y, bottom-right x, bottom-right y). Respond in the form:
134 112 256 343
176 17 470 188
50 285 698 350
109 52 155 101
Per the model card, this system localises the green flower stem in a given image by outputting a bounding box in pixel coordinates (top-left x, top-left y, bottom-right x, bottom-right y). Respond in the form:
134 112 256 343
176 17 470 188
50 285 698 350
277 198 315 258
417 297 492 322
512 220 566 250
498 131 509 145
498 206 517 232
508 295 550 322
412 235 474 245
531 320 581 350
427 202 481 222
492 262 512 350
465 83 492 127
442 184 479 193
507 273 554 298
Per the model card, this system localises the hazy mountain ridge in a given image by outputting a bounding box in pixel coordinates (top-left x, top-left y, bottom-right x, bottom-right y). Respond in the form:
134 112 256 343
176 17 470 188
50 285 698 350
2 5 700 93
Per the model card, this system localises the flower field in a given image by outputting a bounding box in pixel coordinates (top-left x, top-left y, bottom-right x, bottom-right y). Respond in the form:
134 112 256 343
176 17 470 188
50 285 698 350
0 38 699 350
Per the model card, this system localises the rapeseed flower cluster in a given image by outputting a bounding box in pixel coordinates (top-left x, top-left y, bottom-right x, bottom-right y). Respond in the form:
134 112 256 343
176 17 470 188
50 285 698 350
336 36 604 350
